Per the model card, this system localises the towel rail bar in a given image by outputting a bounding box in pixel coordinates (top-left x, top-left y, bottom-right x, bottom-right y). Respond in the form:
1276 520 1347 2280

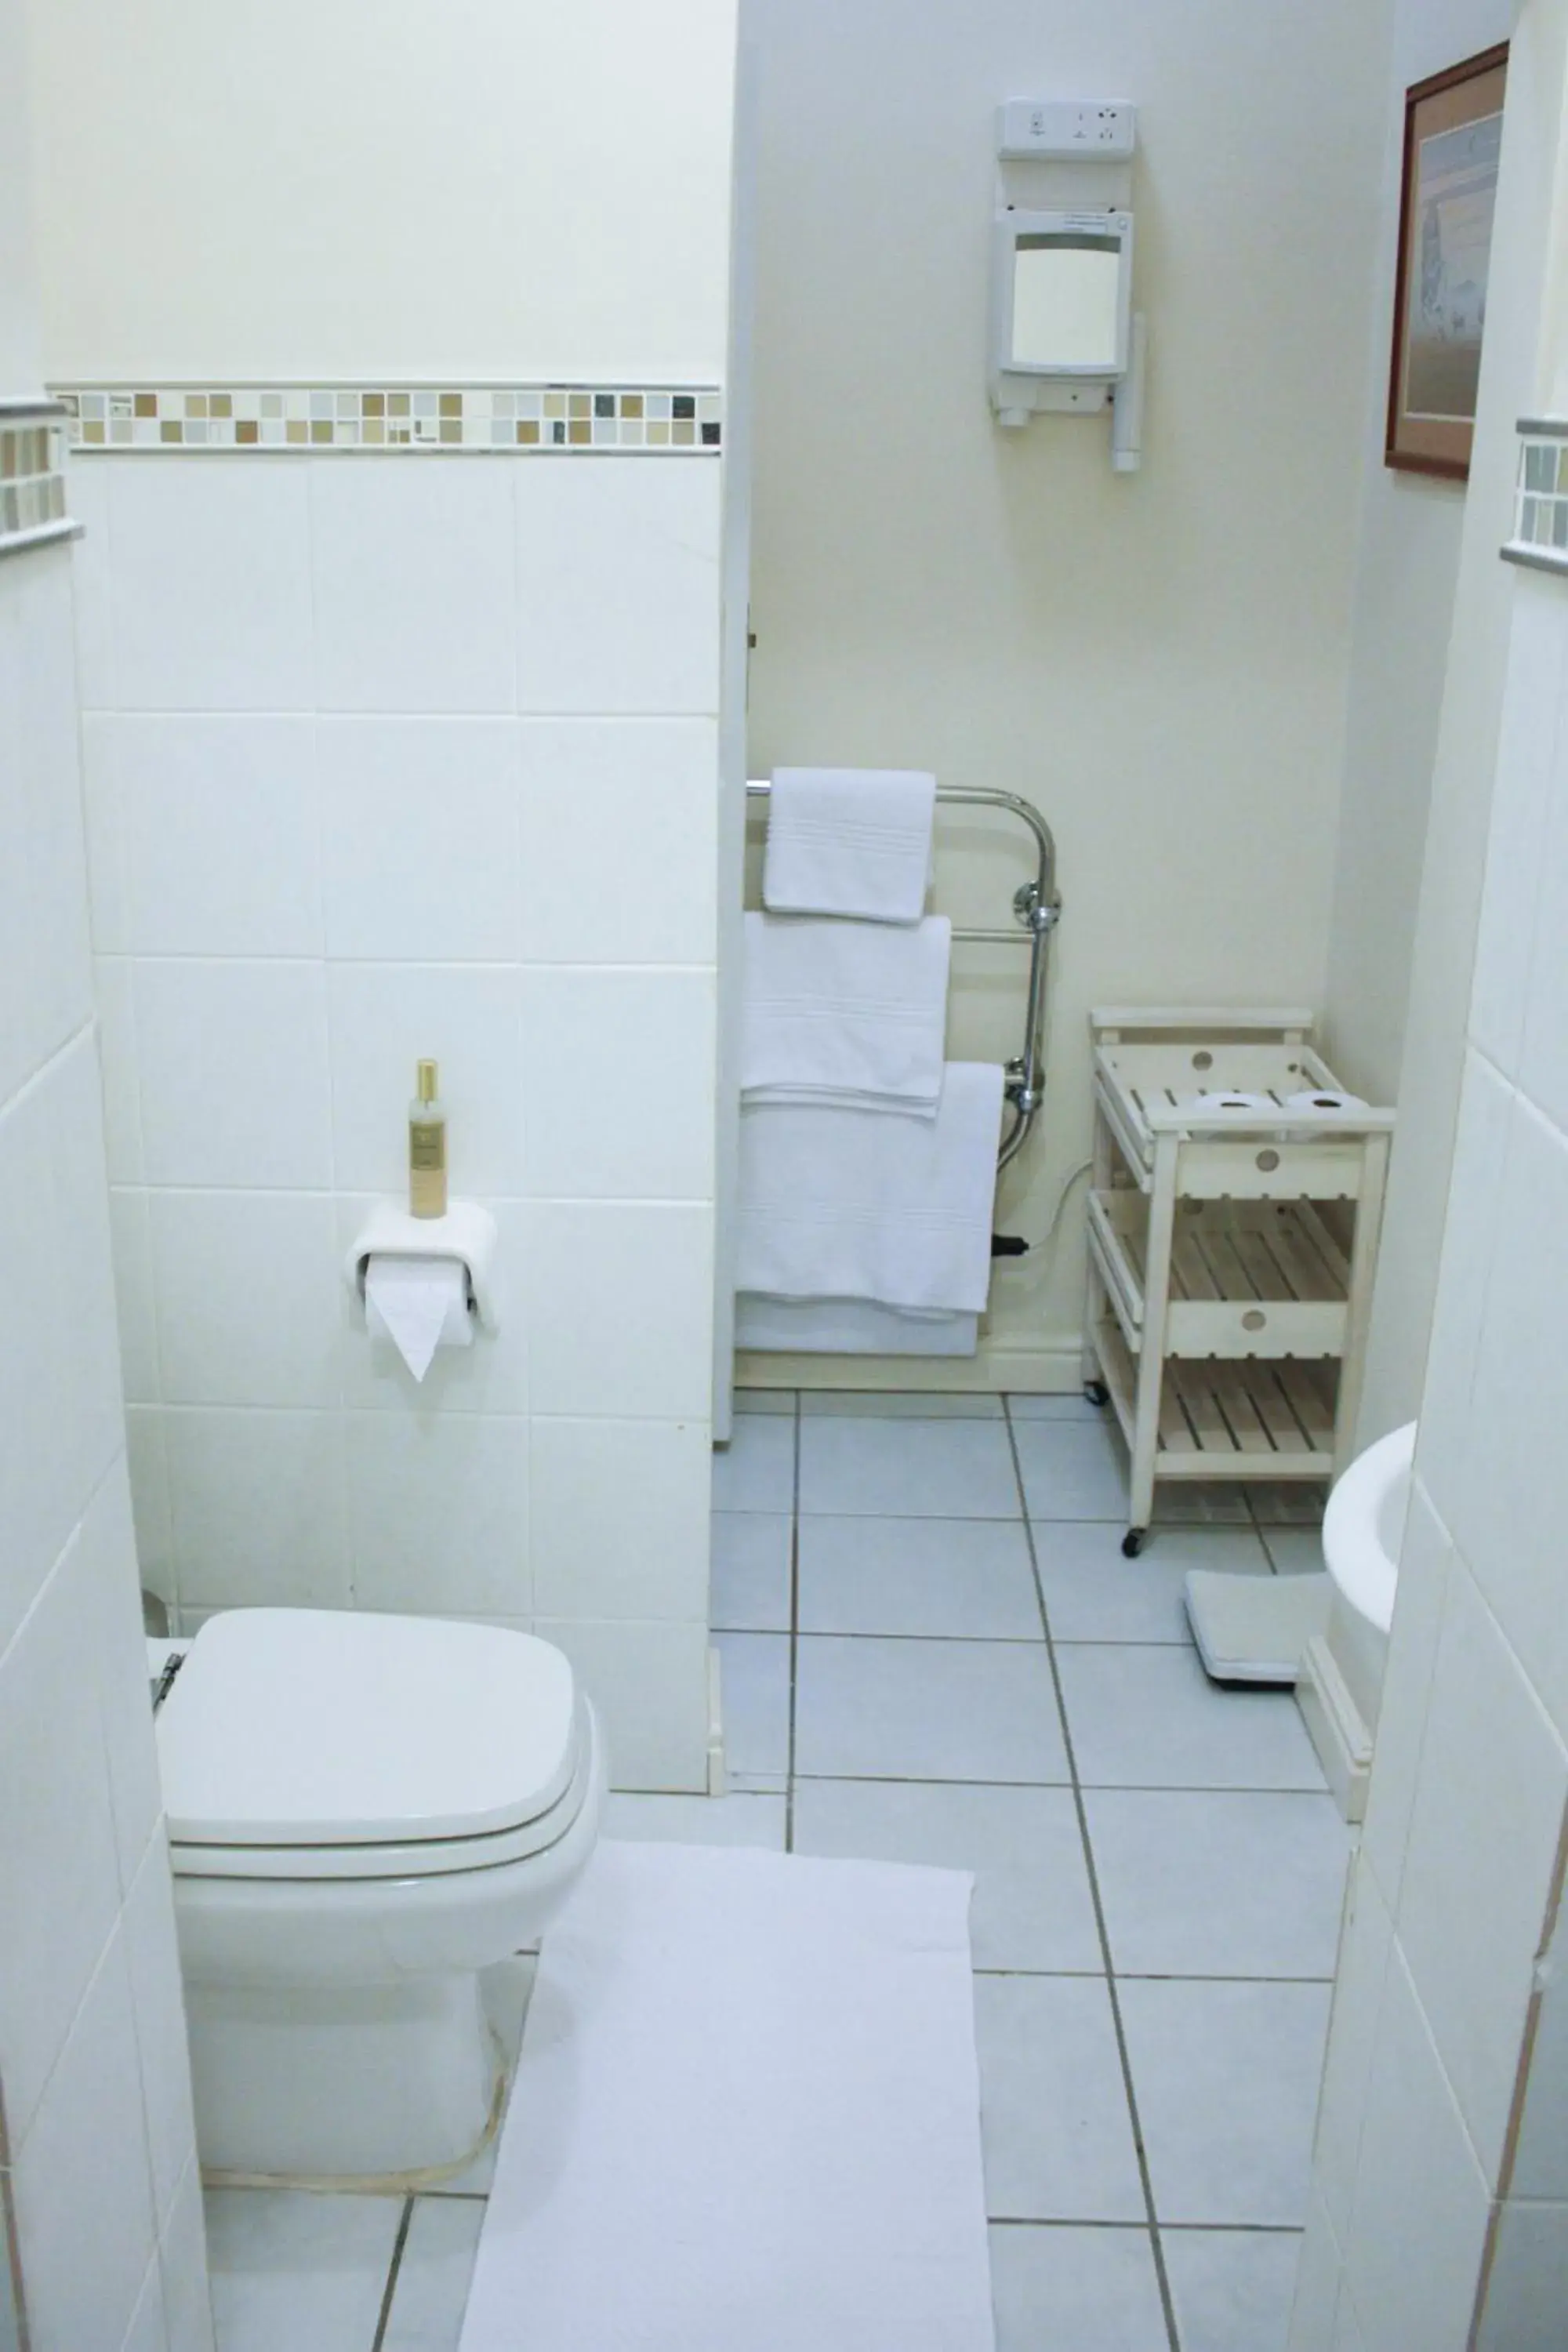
744 779 1062 1171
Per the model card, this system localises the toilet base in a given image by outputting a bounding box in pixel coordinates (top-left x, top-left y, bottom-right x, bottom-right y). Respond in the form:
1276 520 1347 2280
187 1966 510 2185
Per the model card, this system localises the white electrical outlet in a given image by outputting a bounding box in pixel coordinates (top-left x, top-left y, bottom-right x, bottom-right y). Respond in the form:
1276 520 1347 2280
997 100 1136 161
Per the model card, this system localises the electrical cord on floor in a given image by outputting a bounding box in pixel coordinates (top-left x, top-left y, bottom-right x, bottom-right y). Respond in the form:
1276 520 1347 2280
991 1157 1094 1261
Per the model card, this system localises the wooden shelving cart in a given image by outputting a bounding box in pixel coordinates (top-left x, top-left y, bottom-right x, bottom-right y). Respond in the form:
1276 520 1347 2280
1083 1008 1395 1555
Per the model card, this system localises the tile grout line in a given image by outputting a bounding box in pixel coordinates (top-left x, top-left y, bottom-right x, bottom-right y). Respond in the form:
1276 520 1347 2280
368 2193 415 2352
1001 1396 1184 2352
784 1390 802 1854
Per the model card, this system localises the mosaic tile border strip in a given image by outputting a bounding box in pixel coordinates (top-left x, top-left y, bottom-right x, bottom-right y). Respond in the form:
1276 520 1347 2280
55 383 724 455
0 401 74 555
1503 420 1568 576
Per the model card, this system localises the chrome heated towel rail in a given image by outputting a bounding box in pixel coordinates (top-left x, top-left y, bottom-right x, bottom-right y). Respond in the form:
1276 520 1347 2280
744 780 1062 1170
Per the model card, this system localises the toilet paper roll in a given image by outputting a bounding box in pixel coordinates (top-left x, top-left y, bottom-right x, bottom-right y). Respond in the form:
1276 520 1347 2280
365 1255 473 1382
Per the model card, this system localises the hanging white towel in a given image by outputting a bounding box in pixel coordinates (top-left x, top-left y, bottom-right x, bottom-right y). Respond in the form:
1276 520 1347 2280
737 1062 1005 1315
742 911 951 1119
735 1295 979 1357
763 767 937 924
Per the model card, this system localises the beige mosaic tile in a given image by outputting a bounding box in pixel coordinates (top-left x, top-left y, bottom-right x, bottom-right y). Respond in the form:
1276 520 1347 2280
0 406 73 552
55 383 724 456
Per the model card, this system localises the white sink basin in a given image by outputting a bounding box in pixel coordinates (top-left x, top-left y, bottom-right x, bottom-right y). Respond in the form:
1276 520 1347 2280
1322 1422 1416 1636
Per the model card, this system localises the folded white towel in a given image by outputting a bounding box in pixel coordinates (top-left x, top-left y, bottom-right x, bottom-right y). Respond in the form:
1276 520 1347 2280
737 1062 1004 1315
742 912 951 1119
735 1295 979 1357
764 768 937 924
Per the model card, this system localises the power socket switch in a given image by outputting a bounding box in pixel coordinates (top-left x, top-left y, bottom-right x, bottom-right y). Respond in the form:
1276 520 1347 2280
997 100 1136 161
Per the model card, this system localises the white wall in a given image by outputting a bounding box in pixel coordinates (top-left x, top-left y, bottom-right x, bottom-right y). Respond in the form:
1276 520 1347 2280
1293 552 1568 2350
742 0 1390 1386
1323 0 1517 1116
0 13 209 2341
25 0 739 384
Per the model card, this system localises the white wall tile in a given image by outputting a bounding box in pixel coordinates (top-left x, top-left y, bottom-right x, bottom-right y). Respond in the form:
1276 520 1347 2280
149 1190 343 1407
535 1616 710 1791
319 717 521 960
514 459 721 714
1470 572 1568 1077
105 459 313 711
346 1412 529 1616
67 460 114 710
1512 1910 1568 2198
1474 2199 1568 2350
327 964 524 1195
0 1520 124 2144
122 1838 199 2229
121 2253 169 2352
530 1417 711 1619
82 1461 166 1893
1396 1556 1568 2183
1445 1096 1568 1740
311 458 516 713
135 960 332 1190
110 1186 160 1403
1341 1947 1491 2352
336 1193 530 1417
81 713 131 951
520 969 716 1199
1417 1049 1512 1495
0 550 93 1101
1288 2194 1344 2352
96 957 145 1182
517 717 719 964
1312 1855 1393 2249
1361 1480 1453 1916
0 1034 125 1655
95 716 321 958
10 1927 158 2352
166 1408 350 1610
125 1406 176 1607
525 1202 713 1417
159 2158 216 2352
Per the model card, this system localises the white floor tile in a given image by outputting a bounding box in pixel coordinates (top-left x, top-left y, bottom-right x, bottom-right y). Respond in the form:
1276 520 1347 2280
1150 1483 1254 1526
710 1512 793 1632
1161 2227 1302 2352
975 1976 1145 2222
795 1636 1067 1784
1013 1420 1131 1520
791 1780 1101 1971
1006 1393 1109 1421
205 2188 402 2352
381 2197 483 2352
1249 1485 1327 1527
1085 1790 1348 1978
710 1414 795 1511
713 1631 791 1786
989 2224 1168 2352
604 1791 788 1849
801 1390 1004 1417
797 1515 1043 1639
1057 1644 1327 1791
1118 1978 1333 2227
1033 1523 1272 1644
799 1416 1021 1518
1260 1528 1327 1576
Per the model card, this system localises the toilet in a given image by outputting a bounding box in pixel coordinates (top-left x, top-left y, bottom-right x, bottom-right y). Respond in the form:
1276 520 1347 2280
154 1607 604 2184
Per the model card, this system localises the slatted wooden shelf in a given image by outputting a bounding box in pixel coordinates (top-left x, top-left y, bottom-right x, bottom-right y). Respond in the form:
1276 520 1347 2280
1088 1192 1349 1360
1094 1317 1338 1481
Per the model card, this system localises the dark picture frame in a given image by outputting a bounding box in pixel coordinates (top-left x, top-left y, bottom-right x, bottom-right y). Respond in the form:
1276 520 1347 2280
1386 42 1509 481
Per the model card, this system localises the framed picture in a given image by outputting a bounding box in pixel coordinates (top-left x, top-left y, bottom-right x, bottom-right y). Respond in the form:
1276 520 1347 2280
1386 42 1509 481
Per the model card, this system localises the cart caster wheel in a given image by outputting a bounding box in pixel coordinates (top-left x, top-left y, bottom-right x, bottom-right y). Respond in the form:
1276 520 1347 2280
1121 1528 1146 1558
1083 1379 1110 1408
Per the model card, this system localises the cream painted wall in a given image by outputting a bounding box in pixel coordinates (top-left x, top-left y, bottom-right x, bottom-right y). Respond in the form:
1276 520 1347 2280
1357 0 1564 1443
1323 1 1517 1117
743 0 1391 1385
25 0 738 383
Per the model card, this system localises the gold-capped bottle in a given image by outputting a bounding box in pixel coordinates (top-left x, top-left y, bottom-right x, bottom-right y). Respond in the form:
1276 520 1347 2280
408 1058 447 1219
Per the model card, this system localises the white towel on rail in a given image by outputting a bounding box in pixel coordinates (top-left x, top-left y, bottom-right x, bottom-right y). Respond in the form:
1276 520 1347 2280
742 911 951 1119
736 1062 1005 1314
763 767 937 924
735 1295 979 1356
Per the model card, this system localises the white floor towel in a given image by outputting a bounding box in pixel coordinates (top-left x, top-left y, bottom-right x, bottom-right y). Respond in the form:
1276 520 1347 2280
742 910 951 1117
764 767 937 924
459 1842 996 2352
737 1061 1004 1313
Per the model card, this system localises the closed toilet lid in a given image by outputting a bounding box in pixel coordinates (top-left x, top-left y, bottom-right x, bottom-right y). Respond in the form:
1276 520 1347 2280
158 1609 579 1849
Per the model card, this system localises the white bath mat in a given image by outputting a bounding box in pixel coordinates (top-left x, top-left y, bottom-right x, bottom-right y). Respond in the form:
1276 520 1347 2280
459 1841 995 2352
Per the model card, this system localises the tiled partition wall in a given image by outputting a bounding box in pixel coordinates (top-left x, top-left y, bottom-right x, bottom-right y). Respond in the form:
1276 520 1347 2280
72 434 724 1791
0 542 210 2349
1290 564 1568 2347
